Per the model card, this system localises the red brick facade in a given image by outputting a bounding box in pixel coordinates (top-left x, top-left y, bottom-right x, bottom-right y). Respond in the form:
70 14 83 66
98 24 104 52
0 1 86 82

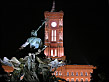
44 11 96 82
44 11 64 58
54 65 96 82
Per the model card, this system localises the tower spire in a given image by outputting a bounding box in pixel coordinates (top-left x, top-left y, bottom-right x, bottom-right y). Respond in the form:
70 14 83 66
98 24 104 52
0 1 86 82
51 0 55 12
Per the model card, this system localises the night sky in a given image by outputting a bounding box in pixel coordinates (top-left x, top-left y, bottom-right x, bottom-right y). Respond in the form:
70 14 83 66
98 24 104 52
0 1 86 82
1 0 109 81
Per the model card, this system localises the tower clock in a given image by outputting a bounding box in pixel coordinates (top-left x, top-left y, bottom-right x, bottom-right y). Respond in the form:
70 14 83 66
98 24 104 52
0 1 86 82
51 22 57 27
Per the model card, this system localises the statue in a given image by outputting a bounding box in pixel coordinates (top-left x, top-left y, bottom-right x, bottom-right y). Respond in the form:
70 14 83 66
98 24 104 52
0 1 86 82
19 19 47 52
19 30 43 51
0 46 66 82
0 18 66 82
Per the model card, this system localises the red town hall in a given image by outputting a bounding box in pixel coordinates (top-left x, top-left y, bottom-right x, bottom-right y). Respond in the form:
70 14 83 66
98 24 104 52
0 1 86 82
2 1 96 82
44 11 65 60
44 2 96 82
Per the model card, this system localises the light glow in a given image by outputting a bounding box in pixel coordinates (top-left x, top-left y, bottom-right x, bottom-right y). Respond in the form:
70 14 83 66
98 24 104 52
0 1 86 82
51 22 57 27
55 49 57 56
51 49 53 56
51 30 56 41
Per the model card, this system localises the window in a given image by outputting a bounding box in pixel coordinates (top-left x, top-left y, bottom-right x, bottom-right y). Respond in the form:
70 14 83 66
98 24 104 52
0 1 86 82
51 30 56 41
71 72 74 76
71 78 74 82
54 30 56 41
81 78 83 82
51 49 53 56
52 30 53 41
76 78 78 82
85 78 88 82
81 72 83 76
66 78 69 82
67 72 69 76
55 49 57 56
85 72 88 76
76 72 78 76
56 71 58 76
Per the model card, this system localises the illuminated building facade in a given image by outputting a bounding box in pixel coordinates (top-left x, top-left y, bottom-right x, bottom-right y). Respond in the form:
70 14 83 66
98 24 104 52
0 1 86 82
44 4 96 82
1 1 96 82
54 65 96 82
44 11 65 60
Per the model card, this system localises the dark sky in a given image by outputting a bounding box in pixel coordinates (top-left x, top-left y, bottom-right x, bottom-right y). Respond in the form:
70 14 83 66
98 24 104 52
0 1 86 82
1 0 108 69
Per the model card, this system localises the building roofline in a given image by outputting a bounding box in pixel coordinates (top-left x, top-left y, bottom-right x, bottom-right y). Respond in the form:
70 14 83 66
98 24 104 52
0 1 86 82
57 65 96 69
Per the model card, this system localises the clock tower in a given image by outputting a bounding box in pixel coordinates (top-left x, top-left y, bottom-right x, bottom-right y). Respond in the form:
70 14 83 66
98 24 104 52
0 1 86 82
44 1 65 60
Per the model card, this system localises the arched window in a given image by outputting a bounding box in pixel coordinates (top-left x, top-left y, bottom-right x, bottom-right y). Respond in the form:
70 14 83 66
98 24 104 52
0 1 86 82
76 72 78 76
67 72 69 76
85 78 88 82
51 30 56 41
55 49 57 56
85 72 88 76
76 78 79 82
66 78 69 82
81 78 83 82
51 49 53 56
71 78 74 82
81 72 83 76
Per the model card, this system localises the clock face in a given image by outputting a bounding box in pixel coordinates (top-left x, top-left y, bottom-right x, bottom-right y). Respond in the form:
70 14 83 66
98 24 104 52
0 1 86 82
51 22 57 27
